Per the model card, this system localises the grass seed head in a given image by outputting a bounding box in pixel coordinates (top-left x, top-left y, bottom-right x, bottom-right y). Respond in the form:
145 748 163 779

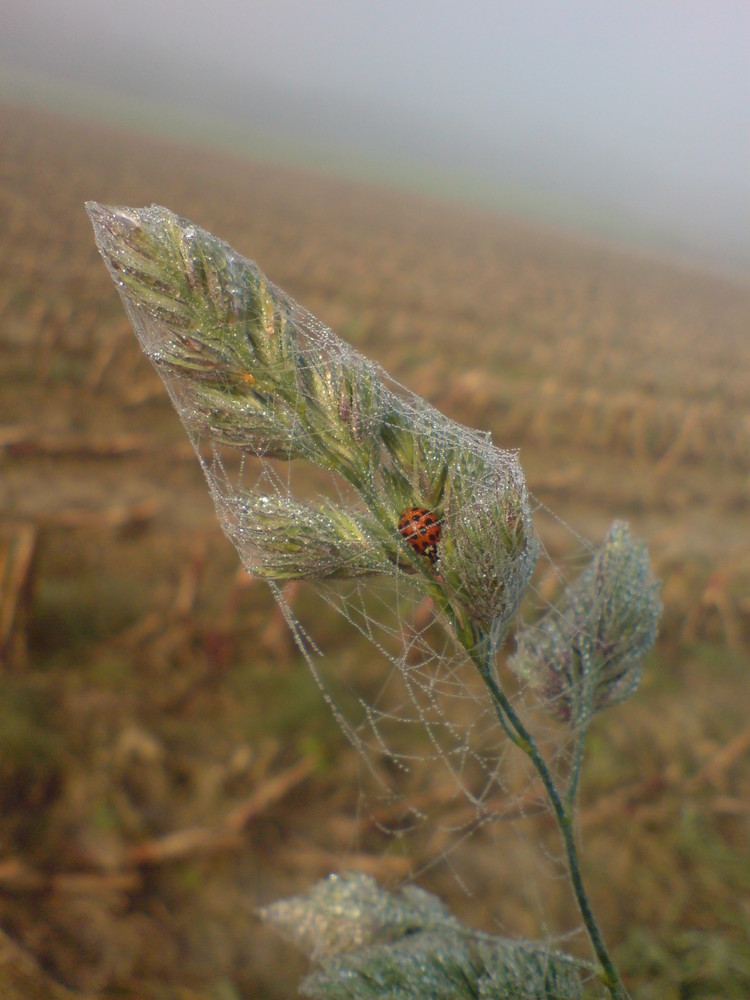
510 520 662 723
88 202 538 648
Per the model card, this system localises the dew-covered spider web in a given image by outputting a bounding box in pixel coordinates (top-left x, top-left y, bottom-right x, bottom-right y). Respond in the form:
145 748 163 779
88 203 660 959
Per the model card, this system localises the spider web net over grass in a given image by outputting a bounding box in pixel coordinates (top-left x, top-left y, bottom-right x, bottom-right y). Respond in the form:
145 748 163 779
86 202 659 903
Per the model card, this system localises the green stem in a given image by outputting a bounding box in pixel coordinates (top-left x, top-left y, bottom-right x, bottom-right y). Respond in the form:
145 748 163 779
565 722 588 811
470 646 629 1000
565 641 595 809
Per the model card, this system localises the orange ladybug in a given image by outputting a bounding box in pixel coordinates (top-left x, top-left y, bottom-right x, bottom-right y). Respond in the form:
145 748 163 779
398 507 441 565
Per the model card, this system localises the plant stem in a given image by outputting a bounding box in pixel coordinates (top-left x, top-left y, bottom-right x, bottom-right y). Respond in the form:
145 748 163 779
565 641 595 809
565 722 588 810
470 648 630 1000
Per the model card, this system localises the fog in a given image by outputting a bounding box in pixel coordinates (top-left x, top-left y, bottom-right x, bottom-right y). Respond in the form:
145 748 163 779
3 0 748 275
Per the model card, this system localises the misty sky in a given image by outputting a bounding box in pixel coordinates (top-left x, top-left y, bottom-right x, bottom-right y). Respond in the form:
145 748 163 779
2 1 749 274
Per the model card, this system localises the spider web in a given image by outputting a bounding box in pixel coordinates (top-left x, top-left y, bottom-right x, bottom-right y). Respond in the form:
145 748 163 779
90 203 603 922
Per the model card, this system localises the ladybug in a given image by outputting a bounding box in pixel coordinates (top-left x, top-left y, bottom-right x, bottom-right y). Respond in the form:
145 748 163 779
398 507 441 565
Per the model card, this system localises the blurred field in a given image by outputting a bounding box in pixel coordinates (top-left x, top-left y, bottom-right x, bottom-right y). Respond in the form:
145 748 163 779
0 99 749 999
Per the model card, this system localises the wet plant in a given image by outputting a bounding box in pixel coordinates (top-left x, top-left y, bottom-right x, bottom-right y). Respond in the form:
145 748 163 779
88 202 662 999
